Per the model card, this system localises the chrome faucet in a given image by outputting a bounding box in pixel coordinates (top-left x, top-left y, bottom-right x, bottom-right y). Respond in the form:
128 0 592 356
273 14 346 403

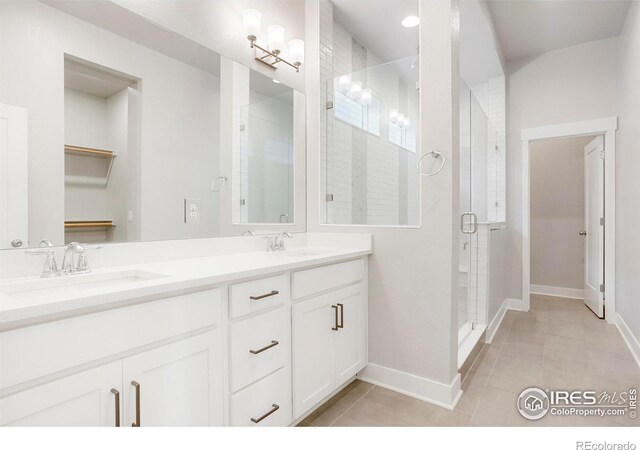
264 232 292 252
25 239 59 278
26 241 100 277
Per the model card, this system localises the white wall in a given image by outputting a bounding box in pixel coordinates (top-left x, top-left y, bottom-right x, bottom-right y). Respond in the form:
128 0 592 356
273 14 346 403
530 136 591 290
307 0 461 402
616 2 640 341
0 1 220 245
505 37 619 301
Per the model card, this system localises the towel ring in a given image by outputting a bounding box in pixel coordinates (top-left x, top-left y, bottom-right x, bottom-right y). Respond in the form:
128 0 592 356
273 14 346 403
417 150 446 177
211 176 229 193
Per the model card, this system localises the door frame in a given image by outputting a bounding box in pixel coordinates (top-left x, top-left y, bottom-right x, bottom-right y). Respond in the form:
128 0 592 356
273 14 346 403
521 117 617 323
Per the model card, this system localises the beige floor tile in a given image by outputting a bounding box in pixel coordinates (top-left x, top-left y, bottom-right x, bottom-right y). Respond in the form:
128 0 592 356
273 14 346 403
304 379 373 426
469 385 530 426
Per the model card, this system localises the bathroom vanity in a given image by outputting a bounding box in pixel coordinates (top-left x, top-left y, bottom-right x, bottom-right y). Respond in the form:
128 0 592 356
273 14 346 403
0 235 371 426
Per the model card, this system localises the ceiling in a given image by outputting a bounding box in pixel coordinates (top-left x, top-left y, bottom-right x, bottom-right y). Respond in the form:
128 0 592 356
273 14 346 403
486 0 632 62
331 0 419 63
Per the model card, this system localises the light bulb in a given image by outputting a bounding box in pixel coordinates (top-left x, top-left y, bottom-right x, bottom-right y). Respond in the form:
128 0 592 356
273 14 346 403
350 81 362 98
267 25 285 53
288 39 304 66
390 109 398 122
403 117 410 127
397 113 405 123
361 88 372 105
242 9 261 40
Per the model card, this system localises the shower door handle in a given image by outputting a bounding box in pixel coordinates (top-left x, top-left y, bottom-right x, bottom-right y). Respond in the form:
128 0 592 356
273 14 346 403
460 212 478 234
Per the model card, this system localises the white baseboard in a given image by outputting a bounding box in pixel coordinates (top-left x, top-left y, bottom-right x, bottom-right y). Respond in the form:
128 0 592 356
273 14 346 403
506 297 528 311
530 284 584 300
358 363 462 410
615 313 640 369
485 299 508 344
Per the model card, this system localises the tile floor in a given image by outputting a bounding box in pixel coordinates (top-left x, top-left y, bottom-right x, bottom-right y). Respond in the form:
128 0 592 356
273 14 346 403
299 295 640 426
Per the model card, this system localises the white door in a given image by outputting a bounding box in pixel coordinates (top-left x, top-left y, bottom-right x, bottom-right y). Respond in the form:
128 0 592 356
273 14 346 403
333 283 366 386
0 104 28 249
583 136 605 318
292 293 335 418
122 331 224 426
0 362 122 427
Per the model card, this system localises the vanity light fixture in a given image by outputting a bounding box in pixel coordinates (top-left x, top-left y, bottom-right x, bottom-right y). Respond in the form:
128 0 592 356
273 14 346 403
390 109 410 127
401 15 420 28
243 9 304 72
361 88 372 105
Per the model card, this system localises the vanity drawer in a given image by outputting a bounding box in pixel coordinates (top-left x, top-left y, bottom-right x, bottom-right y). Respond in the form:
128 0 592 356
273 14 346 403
229 274 288 319
230 367 291 426
229 306 288 392
292 259 365 299
0 289 222 392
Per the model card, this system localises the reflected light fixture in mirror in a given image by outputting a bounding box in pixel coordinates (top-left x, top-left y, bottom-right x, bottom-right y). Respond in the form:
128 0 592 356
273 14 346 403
402 15 420 28
242 9 304 73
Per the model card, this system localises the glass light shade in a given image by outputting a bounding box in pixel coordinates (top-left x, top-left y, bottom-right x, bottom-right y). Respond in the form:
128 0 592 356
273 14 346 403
242 9 261 38
361 88 372 105
397 113 405 123
338 75 351 92
288 39 305 65
267 25 285 53
403 117 410 127
389 109 398 121
350 81 362 98
401 15 419 28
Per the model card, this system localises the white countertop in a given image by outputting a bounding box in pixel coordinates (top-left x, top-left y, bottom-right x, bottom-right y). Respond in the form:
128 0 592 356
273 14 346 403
0 246 371 329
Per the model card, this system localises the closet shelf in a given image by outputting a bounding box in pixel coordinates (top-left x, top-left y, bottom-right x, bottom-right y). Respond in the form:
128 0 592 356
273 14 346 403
64 221 115 229
64 144 117 186
64 145 115 158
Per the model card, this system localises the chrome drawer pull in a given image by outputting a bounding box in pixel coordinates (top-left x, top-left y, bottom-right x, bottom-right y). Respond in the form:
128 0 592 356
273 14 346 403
250 340 279 354
250 290 279 300
251 404 280 424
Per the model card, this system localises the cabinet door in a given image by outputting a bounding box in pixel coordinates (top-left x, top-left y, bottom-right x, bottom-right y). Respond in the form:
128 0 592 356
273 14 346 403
292 293 335 419
334 283 366 386
122 330 223 426
0 362 122 426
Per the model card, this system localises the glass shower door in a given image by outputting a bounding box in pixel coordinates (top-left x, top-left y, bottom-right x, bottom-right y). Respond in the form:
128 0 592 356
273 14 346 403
458 80 479 344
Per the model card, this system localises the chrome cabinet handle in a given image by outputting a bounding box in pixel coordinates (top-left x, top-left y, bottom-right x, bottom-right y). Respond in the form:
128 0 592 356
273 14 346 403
250 290 279 300
110 388 120 427
251 404 280 424
331 305 339 331
250 340 279 354
579 231 587 236
337 303 344 329
131 381 141 427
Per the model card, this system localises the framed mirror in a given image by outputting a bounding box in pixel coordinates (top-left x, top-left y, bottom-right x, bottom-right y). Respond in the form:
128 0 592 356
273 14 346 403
0 0 306 250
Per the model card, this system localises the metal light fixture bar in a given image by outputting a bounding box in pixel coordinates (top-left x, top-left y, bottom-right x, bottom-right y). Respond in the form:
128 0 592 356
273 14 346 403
248 36 301 72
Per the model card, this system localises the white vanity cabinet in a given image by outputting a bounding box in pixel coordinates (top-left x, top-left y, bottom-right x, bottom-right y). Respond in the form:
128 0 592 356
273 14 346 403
292 261 367 419
0 253 369 427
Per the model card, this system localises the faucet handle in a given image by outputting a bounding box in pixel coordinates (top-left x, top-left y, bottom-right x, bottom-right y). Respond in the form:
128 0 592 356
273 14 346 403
263 234 278 252
76 244 102 272
26 247 59 278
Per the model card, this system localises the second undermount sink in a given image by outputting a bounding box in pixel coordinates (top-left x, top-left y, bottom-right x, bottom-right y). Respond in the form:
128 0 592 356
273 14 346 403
0 269 166 301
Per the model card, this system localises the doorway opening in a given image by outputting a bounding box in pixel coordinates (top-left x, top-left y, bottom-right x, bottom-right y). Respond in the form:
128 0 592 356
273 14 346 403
521 118 617 323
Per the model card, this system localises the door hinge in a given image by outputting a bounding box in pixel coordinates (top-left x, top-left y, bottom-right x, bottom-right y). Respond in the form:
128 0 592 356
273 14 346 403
600 217 605 226
326 194 334 202
600 284 605 293
600 149 606 160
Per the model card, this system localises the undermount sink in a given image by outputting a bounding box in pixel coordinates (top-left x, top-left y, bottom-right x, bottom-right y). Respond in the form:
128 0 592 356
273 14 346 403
0 270 165 300
275 248 332 258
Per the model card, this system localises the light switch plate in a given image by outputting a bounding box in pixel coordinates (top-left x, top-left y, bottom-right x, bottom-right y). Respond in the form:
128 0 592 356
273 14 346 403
185 198 201 224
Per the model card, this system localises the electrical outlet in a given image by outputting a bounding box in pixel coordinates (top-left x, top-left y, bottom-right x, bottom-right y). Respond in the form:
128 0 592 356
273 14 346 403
185 198 201 224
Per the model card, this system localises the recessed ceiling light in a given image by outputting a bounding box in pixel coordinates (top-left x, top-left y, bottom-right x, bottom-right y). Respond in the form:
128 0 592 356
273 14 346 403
272 79 281 84
402 15 419 28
